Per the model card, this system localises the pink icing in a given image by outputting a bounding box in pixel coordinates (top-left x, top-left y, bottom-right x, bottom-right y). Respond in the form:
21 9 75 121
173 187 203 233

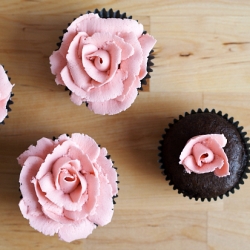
18 133 118 242
179 134 230 177
49 13 157 115
0 65 14 122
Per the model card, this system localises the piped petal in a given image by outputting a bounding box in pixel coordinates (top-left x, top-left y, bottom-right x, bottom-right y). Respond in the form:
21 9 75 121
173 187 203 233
44 188 82 212
203 138 230 177
19 199 29 220
67 146 96 174
88 75 139 115
80 173 100 216
70 92 83 105
76 14 143 37
32 178 64 216
49 51 67 82
183 155 224 174
85 70 126 103
95 148 118 195
39 172 56 193
138 34 157 79
19 156 43 214
119 32 143 78
29 214 62 237
17 138 55 166
58 219 96 242
71 133 100 162
102 41 122 84
88 174 114 226
66 32 93 90
62 174 99 220
69 181 88 203
35 140 75 180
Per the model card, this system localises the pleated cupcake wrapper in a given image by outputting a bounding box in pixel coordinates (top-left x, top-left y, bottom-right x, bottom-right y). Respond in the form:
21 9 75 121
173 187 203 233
55 7 154 97
105 155 119 205
0 65 14 125
158 108 250 202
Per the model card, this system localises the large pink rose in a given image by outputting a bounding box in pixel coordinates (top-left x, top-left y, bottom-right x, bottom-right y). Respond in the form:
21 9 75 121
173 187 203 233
49 13 156 115
179 134 230 177
18 133 118 242
0 65 14 123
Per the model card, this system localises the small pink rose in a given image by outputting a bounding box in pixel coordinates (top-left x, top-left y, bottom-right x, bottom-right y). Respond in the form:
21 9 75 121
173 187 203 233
18 133 118 242
179 134 230 177
0 65 14 123
49 13 156 115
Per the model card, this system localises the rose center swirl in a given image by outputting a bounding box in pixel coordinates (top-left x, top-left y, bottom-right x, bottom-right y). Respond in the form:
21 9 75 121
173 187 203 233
87 49 110 72
200 153 208 160
58 169 80 194
192 142 214 167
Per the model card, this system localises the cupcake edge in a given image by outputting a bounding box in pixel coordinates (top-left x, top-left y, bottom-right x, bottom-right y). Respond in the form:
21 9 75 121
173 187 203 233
158 108 250 202
55 8 155 94
0 65 14 125
18 133 119 241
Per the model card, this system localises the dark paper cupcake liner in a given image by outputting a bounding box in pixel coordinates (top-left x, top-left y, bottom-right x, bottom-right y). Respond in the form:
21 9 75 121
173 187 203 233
55 8 154 95
158 108 250 202
0 65 14 125
105 154 119 205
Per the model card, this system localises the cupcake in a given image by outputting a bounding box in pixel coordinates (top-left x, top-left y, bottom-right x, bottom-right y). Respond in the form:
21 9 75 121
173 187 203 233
158 109 250 201
18 133 118 242
49 8 157 115
0 65 14 124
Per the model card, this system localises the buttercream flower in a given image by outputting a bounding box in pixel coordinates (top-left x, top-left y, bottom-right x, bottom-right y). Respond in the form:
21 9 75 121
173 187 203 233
179 134 230 177
18 133 118 242
49 12 156 115
0 65 14 123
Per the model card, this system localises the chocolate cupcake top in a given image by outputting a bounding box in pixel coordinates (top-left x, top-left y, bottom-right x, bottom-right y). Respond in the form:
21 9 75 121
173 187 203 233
159 109 249 201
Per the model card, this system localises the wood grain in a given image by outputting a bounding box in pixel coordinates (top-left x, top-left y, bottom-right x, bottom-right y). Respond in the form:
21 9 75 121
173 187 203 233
152 16 250 93
1 1 250 249
0 0 250 16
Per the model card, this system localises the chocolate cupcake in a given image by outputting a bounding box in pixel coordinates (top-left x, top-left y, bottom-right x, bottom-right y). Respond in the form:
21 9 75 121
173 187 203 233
49 8 156 115
18 133 118 242
0 65 14 124
158 109 250 201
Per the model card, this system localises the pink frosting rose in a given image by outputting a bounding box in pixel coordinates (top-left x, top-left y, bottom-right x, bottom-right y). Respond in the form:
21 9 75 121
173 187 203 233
18 133 118 242
0 65 14 123
179 134 230 177
49 13 156 115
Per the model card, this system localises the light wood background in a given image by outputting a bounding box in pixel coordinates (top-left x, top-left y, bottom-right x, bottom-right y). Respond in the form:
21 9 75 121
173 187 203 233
1 0 250 249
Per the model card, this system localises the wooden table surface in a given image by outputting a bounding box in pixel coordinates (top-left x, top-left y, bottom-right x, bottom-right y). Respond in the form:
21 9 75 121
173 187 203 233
1 1 250 249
